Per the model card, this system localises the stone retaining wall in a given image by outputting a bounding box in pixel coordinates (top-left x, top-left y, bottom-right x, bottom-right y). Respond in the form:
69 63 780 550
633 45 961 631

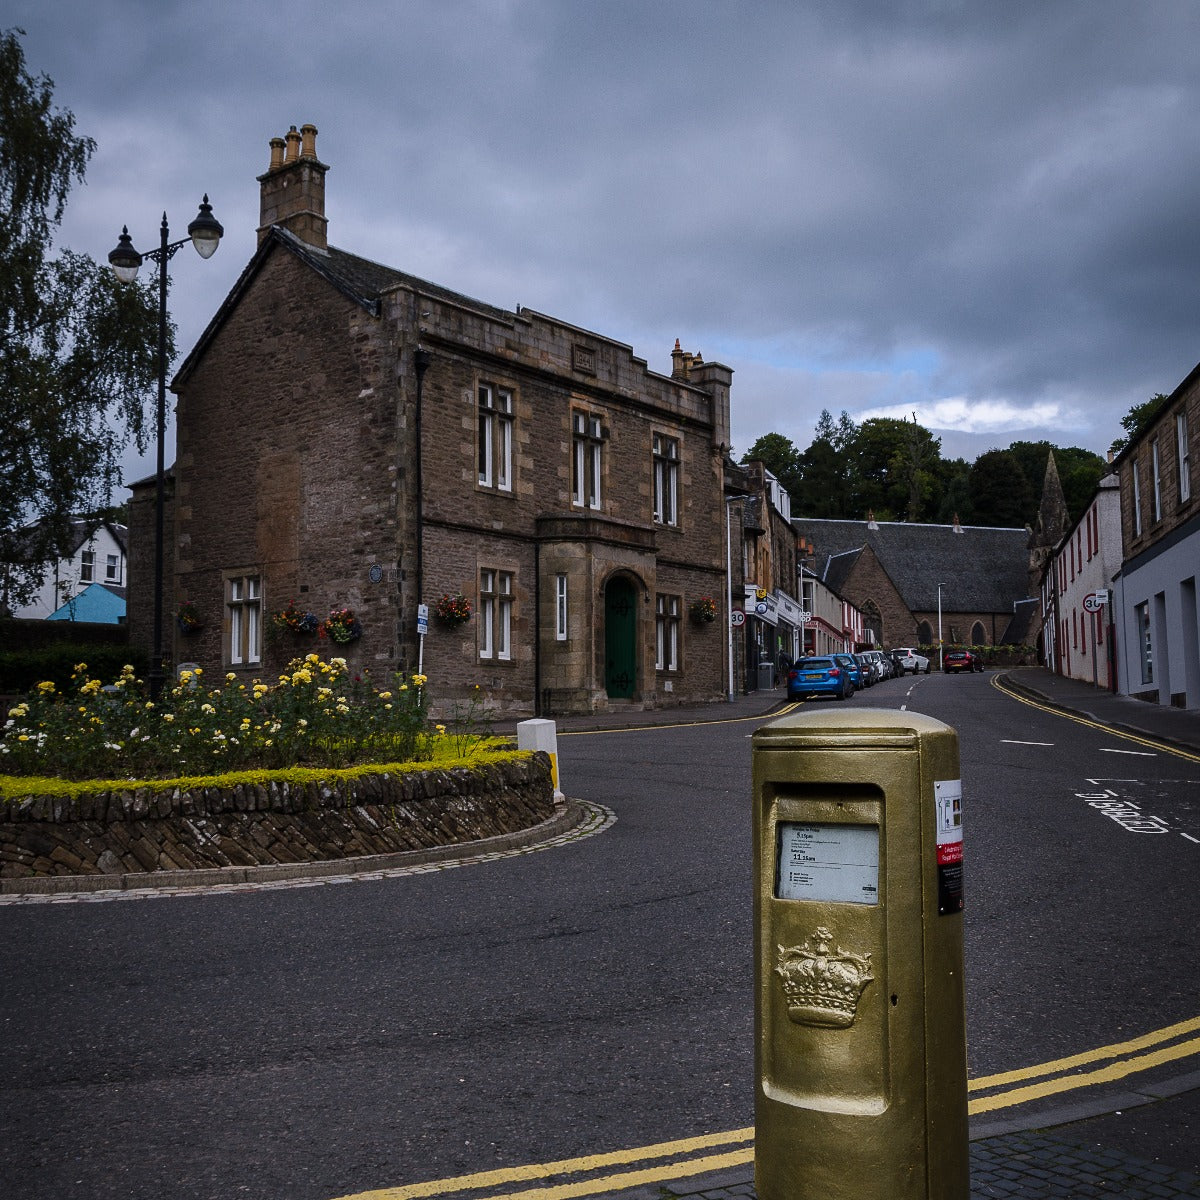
0 753 554 881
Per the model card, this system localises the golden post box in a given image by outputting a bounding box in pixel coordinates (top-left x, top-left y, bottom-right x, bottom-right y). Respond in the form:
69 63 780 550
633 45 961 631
752 708 968 1200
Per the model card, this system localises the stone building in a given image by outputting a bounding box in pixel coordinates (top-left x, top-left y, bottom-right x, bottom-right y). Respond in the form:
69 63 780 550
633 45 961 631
154 124 737 715
792 515 1031 654
1111 366 1200 707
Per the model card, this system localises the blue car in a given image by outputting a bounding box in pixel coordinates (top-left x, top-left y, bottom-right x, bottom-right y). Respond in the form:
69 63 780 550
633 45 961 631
787 656 852 701
834 653 865 690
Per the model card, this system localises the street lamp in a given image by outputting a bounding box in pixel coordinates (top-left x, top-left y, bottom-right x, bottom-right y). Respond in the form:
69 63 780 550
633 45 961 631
937 581 946 672
109 196 223 698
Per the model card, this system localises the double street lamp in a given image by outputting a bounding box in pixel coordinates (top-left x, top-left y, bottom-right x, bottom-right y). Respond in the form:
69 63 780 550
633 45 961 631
108 197 224 697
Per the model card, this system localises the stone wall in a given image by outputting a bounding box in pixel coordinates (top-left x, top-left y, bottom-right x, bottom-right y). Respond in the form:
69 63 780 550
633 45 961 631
1 753 553 882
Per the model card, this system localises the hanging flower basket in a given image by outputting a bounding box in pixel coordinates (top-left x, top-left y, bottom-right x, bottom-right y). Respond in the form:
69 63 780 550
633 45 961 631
176 600 203 634
689 595 717 624
272 599 320 637
434 593 472 626
320 607 362 644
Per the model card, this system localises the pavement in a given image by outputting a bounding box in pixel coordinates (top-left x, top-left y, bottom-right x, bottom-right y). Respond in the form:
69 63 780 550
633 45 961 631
500 667 1200 1199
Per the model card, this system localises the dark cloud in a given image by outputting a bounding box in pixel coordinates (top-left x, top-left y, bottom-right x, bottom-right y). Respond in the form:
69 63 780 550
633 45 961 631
9 0 1200 484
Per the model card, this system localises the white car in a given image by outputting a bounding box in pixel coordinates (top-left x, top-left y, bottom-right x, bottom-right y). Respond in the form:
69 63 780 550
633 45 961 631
892 647 931 675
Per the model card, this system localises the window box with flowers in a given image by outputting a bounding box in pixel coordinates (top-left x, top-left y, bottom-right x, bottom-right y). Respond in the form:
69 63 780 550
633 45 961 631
176 600 203 634
434 592 472 627
689 595 717 624
321 606 362 644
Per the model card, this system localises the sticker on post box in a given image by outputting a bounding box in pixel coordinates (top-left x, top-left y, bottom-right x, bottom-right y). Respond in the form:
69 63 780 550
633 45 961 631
935 779 964 914
776 823 879 904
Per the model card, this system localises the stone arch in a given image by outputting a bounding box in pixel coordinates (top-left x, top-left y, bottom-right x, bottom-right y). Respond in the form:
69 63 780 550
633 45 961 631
971 620 987 646
916 619 934 646
601 570 644 699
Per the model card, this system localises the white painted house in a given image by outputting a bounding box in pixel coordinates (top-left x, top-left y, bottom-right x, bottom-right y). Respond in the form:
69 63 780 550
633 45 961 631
6 519 127 622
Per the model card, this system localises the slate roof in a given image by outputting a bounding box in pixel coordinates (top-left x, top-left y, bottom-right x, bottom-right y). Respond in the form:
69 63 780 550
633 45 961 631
174 227 516 386
794 517 1031 613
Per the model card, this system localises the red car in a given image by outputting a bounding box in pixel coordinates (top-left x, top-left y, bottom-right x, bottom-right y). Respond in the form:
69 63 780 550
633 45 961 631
943 649 983 673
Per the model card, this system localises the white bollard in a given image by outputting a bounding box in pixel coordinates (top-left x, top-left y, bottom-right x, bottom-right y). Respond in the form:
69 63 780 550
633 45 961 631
517 718 563 801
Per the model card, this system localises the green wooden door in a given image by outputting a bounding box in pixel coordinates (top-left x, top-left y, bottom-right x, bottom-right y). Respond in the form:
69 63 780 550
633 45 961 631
604 577 637 699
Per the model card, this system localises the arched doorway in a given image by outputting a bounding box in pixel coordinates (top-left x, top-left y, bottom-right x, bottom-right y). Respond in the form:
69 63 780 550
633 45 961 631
604 575 638 698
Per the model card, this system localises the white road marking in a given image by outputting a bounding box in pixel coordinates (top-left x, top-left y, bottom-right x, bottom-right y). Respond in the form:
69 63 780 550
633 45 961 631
1099 747 1158 757
1001 739 1054 746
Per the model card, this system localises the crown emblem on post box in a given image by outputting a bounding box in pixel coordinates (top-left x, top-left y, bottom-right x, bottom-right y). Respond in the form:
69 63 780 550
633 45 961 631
775 927 874 1028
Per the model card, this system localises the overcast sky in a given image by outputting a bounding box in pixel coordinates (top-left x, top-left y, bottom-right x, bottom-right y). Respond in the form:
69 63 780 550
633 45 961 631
11 1 1200 491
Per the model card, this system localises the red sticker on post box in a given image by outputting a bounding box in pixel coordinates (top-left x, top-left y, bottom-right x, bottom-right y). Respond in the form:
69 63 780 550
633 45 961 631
935 779 964 914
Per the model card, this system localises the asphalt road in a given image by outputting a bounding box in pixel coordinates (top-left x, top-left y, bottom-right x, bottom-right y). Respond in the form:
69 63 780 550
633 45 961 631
1 671 1196 1199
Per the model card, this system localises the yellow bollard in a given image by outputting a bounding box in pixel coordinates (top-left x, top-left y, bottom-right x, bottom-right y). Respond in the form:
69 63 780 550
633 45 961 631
752 708 968 1200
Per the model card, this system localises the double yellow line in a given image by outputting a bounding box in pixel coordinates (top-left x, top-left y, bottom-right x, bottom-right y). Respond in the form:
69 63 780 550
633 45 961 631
334 1017 1200 1200
968 1014 1200 1114
333 1126 755 1200
991 673 1200 763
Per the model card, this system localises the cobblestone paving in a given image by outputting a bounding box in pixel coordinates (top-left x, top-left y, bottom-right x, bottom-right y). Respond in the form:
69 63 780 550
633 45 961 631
651 1134 1200 1200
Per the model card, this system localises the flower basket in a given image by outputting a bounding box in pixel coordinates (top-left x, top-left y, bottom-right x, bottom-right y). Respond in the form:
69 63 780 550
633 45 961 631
176 601 203 634
272 600 320 637
434 592 472 626
689 595 717 624
321 606 362 644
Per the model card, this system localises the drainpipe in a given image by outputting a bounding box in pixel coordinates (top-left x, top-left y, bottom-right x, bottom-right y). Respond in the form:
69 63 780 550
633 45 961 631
413 348 432 618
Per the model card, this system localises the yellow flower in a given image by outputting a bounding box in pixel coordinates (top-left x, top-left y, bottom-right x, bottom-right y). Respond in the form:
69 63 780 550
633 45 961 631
36 681 56 695
226 672 236 682
378 691 392 701
412 673 428 687
436 724 446 735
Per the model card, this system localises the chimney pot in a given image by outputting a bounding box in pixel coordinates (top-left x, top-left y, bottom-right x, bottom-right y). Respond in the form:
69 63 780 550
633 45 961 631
268 136 286 172
285 125 301 162
301 123 318 158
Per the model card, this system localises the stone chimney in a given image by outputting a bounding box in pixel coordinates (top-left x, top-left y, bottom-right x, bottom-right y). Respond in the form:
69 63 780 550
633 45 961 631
257 123 329 249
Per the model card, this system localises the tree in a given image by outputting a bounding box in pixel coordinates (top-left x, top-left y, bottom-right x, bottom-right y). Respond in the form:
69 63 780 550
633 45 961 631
1003 440 1106 525
0 29 163 609
741 432 802 501
845 415 942 522
1110 394 1169 456
967 450 1035 528
796 409 856 518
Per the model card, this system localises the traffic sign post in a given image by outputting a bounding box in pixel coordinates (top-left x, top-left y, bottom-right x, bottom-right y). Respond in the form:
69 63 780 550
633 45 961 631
416 603 429 673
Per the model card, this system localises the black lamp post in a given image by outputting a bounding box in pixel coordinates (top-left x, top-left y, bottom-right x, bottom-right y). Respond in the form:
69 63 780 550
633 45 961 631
109 196 223 698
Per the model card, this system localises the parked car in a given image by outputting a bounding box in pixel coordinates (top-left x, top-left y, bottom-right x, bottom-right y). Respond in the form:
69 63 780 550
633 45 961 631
943 649 984 673
834 653 865 689
852 652 875 686
860 649 889 682
787 656 853 701
892 647 931 675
